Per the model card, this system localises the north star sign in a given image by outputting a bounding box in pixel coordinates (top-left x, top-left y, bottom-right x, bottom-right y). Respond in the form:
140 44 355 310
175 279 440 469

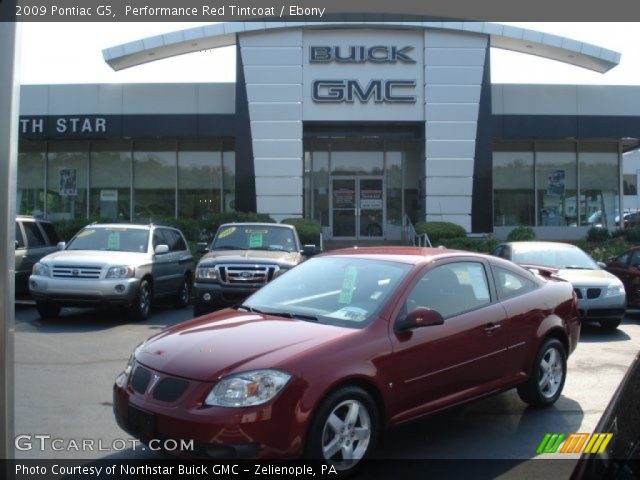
310 45 417 104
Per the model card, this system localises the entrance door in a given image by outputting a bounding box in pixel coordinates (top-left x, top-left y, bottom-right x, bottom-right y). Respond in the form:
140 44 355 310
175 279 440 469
331 177 384 239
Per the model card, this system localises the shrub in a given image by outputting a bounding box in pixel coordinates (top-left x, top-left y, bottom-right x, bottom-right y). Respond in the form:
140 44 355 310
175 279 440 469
282 217 322 247
612 227 640 243
586 227 611 243
414 221 466 244
507 226 536 242
51 216 108 242
439 236 499 254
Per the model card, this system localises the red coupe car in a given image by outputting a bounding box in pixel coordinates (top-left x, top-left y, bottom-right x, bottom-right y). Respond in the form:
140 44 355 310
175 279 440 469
113 247 580 471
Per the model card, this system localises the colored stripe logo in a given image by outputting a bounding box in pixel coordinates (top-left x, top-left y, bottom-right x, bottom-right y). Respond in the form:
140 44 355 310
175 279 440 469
537 432 613 454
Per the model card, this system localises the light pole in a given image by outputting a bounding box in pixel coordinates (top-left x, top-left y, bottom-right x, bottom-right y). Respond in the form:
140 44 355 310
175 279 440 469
0 20 19 460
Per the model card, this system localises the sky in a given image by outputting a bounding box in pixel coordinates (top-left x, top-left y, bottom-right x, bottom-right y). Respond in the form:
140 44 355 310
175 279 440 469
16 22 640 85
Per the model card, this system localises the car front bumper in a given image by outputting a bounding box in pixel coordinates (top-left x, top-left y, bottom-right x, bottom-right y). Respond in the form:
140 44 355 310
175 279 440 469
29 275 140 307
193 282 258 311
112 363 305 459
576 289 626 321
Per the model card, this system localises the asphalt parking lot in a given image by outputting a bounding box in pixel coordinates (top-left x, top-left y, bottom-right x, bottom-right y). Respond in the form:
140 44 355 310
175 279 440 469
13 301 640 475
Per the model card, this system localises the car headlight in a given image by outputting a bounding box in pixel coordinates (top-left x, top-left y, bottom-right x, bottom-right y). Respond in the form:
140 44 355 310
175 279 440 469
273 268 289 279
106 266 135 279
204 369 291 407
196 266 218 280
605 282 625 297
32 262 49 276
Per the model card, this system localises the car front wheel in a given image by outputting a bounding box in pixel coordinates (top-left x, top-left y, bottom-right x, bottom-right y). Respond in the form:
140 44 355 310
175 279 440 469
517 338 567 407
305 386 378 474
127 280 152 322
174 276 191 308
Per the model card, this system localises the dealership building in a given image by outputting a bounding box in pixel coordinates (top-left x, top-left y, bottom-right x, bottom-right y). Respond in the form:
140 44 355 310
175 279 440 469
17 22 640 240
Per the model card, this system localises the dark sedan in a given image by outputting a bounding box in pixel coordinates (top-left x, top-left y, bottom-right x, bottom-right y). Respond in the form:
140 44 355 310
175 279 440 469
606 246 640 307
113 247 580 472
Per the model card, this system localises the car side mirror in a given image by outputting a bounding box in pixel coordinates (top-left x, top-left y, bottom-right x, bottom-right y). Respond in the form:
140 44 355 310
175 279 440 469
302 244 317 256
14 240 18 249
57 241 66 251
154 244 169 255
395 307 444 333
196 242 209 254
597 261 606 269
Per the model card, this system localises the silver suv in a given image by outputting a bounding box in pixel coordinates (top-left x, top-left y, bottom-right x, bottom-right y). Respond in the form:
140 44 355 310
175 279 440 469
29 223 194 321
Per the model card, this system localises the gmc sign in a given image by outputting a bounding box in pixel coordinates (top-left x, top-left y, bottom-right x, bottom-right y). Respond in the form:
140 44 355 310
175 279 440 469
312 79 416 103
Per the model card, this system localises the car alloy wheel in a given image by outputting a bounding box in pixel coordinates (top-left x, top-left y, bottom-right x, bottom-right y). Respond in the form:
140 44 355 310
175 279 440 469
321 399 372 466
175 276 191 308
538 346 564 399
139 282 151 317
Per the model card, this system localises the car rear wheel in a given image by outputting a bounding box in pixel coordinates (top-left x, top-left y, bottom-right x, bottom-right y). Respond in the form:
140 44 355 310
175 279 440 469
305 386 378 474
126 280 152 322
599 319 621 331
517 338 567 408
35 301 61 319
174 276 191 309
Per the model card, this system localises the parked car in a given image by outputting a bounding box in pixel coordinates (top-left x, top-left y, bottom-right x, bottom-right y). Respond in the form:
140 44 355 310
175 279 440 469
571 351 640 479
494 241 626 330
14 216 61 295
192 223 315 316
29 223 194 321
605 246 640 308
114 247 579 471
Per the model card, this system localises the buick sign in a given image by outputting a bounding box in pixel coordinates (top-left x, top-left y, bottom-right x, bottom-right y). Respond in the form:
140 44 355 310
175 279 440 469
309 45 416 64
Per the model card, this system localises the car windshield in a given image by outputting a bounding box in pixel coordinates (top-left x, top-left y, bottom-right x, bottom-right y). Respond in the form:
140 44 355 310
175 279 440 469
66 227 149 253
211 225 298 253
512 245 598 270
242 257 412 328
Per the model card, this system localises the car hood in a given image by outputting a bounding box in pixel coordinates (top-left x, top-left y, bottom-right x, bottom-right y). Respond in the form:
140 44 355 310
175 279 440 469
41 250 148 266
556 268 621 287
200 249 300 266
135 309 355 381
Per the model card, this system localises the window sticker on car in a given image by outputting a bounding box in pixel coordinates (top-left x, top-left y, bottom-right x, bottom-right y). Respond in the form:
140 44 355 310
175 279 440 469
107 232 120 250
217 227 236 239
326 306 368 322
249 232 264 249
338 266 358 304
245 229 269 234
105 227 127 231
76 229 95 238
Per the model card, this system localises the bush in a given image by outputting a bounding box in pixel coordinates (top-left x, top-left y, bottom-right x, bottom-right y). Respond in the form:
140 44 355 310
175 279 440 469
415 221 466 244
439 236 499 254
507 226 536 242
282 218 322 247
51 216 108 242
612 227 640 243
586 227 611 243
576 239 633 263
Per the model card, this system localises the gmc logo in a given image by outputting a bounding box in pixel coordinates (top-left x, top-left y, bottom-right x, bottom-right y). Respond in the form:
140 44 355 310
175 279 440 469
310 46 415 64
312 79 416 103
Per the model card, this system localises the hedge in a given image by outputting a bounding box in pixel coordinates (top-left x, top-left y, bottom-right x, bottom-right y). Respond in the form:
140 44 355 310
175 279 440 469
281 218 322 247
506 226 536 242
439 237 499 254
414 221 466 244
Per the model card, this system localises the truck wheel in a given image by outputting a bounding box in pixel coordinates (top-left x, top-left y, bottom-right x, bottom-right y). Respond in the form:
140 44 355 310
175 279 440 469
174 275 191 308
36 302 61 319
127 280 152 322
599 319 621 331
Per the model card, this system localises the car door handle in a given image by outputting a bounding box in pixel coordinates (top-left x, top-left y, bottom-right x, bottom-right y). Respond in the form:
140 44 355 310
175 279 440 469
484 323 502 333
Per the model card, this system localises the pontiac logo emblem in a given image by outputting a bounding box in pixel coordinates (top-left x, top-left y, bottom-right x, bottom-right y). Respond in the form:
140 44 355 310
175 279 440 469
72 269 80 276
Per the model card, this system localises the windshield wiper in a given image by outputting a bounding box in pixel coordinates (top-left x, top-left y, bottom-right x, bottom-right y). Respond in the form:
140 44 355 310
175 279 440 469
563 265 594 270
236 304 263 313
260 310 319 322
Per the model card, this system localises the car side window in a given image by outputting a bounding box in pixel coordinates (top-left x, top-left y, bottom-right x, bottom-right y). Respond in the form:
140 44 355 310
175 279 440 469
405 262 491 319
15 222 25 249
152 230 167 249
162 229 186 252
493 266 538 300
40 222 60 245
614 252 630 266
22 221 46 247
629 251 640 268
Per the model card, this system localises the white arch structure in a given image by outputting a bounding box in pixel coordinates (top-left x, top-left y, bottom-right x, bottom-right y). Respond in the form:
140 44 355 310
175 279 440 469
103 21 620 73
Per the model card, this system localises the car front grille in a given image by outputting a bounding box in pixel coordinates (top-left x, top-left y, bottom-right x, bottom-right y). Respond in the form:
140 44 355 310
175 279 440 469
216 264 279 286
574 287 603 300
573 288 582 299
587 288 602 299
52 265 102 279
152 378 189 402
131 366 151 394
129 365 190 403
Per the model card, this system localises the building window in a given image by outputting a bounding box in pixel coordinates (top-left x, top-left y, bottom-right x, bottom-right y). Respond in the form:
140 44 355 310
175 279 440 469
493 142 534 226
17 141 46 217
90 141 132 221
579 143 619 228
46 141 88 221
133 141 177 221
222 150 236 212
624 174 637 196
178 141 223 219
536 142 577 227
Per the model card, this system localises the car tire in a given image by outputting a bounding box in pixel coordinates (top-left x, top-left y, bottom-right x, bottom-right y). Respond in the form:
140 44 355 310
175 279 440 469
517 338 567 408
35 301 61 319
174 275 191 309
127 280 152 322
599 319 622 331
305 386 378 474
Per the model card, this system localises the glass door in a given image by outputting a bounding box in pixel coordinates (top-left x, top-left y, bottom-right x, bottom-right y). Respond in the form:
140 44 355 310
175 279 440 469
331 177 385 239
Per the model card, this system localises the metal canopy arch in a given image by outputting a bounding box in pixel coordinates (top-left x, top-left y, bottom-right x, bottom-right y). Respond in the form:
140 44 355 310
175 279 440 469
102 21 621 74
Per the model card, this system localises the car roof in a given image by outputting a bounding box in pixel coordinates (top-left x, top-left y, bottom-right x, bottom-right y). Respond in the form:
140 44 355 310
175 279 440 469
319 246 493 265
83 223 152 230
219 222 294 229
501 241 578 251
